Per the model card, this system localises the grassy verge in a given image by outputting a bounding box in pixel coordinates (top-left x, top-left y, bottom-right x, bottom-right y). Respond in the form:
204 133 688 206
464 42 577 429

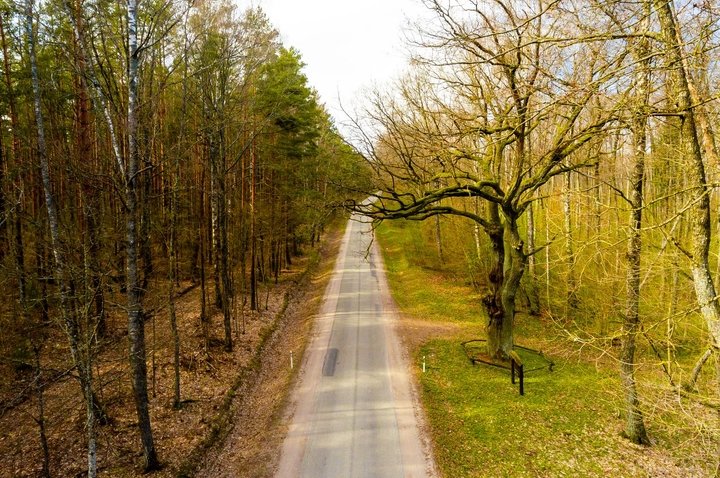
376 220 707 478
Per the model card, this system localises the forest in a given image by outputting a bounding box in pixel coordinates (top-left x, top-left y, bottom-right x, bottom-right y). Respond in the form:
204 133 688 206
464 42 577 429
348 0 720 475
4 0 720 476
0 0 369 476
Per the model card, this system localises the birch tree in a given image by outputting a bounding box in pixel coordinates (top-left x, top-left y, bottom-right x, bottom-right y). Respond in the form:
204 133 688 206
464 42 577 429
126 0 159 468
652 0 720 392
26 0 99 473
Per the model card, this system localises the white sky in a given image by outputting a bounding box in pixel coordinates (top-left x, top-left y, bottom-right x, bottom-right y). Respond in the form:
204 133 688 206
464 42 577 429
239 0 430 130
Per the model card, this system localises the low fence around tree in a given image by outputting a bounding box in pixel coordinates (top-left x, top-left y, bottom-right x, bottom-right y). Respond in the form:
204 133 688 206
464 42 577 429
461 339 554 396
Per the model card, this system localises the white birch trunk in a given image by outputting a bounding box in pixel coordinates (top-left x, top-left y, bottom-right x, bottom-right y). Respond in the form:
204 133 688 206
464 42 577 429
653 0 720 357
126 0 159 469
26 0 98 473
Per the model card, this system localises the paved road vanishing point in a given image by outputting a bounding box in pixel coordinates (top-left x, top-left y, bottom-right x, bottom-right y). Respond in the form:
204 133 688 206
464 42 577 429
276 213 434 478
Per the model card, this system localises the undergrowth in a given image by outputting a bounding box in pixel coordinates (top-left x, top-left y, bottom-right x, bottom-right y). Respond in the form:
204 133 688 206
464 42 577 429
376 219 713 477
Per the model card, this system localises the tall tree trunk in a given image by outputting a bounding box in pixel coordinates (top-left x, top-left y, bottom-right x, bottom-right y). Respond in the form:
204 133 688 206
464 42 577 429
652 13 720 470
653 0 720 373
483 202 510 359
168 7 193 405
26 1 99 474
36 235 50 324
209 121 232 350
621 14 651 444
127 0 159 470
0 14 26 309
210 134 222 309
250 140 258 311
168 169 181 408
0 88 6 259
32 345 50 478
563 172 578 312
72 12 106 339
199 176 209 349
83 350 97 477
545 200 552 313
501 214 525 353
284 203 292 266
218 134 232 351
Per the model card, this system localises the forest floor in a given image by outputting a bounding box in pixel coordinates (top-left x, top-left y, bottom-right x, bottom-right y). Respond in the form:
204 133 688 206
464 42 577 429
197 221 346 477
0 221 345 477
376 220 717 478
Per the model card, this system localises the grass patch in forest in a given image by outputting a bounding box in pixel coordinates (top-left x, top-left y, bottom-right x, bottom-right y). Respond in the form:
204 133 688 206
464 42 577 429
376 219 707 478
376 221 484 330
420 338 634 477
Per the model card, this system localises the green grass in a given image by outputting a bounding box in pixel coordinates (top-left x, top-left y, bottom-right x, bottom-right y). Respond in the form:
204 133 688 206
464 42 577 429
376 219 708 477
376 220 484 331
420 339 632 477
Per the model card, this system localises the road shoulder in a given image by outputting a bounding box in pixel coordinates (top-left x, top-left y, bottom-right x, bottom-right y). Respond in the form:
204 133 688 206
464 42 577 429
198 221 346 478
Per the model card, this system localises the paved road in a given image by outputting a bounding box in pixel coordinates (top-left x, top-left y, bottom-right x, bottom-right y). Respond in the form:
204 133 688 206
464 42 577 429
276 214 432 478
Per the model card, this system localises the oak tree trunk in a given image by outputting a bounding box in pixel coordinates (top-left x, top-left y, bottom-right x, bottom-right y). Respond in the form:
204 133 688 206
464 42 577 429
483 202 512 360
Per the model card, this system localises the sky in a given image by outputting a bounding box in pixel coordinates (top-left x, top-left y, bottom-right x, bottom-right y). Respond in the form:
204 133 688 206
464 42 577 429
238 0 430 129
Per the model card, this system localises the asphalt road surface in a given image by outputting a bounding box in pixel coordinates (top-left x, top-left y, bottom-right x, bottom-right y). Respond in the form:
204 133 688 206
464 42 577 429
276 213 432 478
